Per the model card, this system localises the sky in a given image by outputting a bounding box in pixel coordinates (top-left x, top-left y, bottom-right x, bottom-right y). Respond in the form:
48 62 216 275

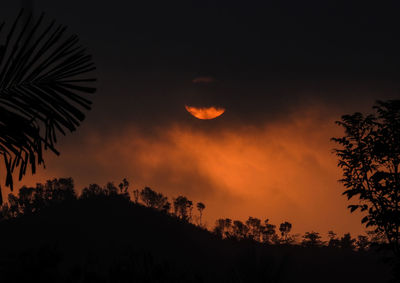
1 1 400 237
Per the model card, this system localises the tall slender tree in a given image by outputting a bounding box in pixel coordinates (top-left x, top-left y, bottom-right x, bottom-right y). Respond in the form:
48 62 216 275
196 202 205 226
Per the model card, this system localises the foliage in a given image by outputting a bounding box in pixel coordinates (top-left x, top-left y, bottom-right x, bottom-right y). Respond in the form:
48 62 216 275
80 181 130 201
0 179 390 283
246 217 262 242
139 187 170 212
340 233 356 250
80 183 104 199
118 178 129 194
332 100 400 256
173 196 193 221
263 220 278 244
2 177 75 218
0 176 376 254
213 217 283 244
302 231 324 247
356 235 370 251
0 10 96 195
327 231 341 248
279 221 293 244
213 218 232 239
232 220 250 240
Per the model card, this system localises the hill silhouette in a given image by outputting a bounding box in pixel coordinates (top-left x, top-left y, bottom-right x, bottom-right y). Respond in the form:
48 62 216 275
0 179 393 282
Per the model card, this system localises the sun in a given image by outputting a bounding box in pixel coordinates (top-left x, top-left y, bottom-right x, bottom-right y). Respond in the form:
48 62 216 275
185 105 225 120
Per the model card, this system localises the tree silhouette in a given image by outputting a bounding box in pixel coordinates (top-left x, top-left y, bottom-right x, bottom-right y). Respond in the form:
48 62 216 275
173 196 193 221
262 219 277 244
80 183 104 199
2 177 76 218
340 233 356 250
17 186 36 215
213 218 226 238
302 231 324 247
118 178 130 199
279 221 292 244
79 180 130 202
196 202 205 226
132 189 140 204
212 217 286 244
140 187 168 210
213 218 233 239
42 177 76 203
232 220 249 240
327 231 341 248
0 10 96 200
366 230 386 245
356 235 370 251
332 100 400 256
246 216 262 242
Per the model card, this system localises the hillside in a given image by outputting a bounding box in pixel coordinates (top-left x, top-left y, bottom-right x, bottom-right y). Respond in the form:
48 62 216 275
0 196 393 283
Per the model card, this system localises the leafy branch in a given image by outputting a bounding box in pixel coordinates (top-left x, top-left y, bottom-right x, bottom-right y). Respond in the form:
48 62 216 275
0 10 96 193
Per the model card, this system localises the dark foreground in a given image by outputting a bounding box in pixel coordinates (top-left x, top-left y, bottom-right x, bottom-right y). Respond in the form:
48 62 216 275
0 197 393 283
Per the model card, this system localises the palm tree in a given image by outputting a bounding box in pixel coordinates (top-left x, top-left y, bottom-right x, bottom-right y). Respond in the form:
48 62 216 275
0 10 96 202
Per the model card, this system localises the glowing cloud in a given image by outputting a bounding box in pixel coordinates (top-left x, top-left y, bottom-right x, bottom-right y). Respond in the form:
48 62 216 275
5 108 365 236
185 105 225 120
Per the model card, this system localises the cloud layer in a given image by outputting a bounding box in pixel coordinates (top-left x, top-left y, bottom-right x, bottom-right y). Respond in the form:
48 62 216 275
5 106 369 236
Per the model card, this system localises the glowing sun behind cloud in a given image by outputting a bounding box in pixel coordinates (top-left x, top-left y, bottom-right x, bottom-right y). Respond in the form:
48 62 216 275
185 105 225 120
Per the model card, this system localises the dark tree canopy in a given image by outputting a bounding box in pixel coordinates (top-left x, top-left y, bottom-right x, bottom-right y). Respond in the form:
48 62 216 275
173 196 193 221
302 231 324 248
140 187 169 211
333 100 400 256
279 221 292 243
3 177 75 218
0 10 96 196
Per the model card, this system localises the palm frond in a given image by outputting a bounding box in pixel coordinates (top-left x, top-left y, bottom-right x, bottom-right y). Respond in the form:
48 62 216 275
0 10 96 191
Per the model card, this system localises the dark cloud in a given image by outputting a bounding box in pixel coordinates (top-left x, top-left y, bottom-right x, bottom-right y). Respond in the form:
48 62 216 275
2 1 399 134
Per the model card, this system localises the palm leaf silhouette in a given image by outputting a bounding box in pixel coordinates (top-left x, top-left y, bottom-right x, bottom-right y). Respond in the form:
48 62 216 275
0 10 96 198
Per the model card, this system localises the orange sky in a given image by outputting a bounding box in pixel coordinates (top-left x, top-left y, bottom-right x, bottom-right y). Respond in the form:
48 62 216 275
2 106 368 239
